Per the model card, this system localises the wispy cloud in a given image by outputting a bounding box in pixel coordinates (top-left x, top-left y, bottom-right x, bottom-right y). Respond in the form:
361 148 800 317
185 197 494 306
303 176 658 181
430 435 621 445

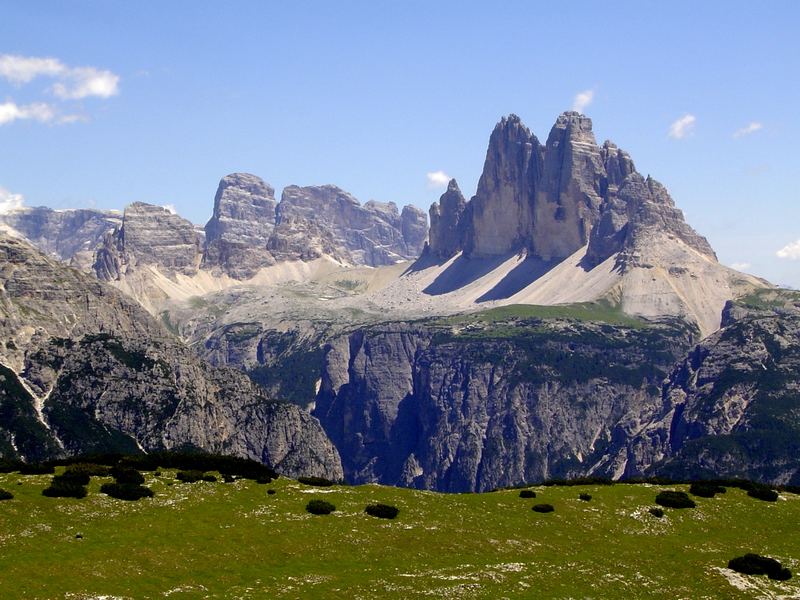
733 122 763 138
162 204 177 214
730 262 751 271
0 54 120 99
426 170 451 189
0 186 25 214
776 239 800 260
668 114 696 139
572 89 594 113
0 101 56 125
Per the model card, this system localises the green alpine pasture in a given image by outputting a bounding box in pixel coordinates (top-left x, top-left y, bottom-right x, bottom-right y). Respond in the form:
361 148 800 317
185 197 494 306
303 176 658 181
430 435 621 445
0 470 798 599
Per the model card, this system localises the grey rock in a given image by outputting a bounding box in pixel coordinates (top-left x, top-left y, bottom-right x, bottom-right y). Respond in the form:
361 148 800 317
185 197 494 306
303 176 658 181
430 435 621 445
428 179 467 260
93 202 201 280
401 204 428 257
202 173 278 279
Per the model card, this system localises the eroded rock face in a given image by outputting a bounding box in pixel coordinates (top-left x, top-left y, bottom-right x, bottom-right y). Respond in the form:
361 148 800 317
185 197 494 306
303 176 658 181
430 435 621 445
0 234 343 479
0 206 120 270
428 179 467 260
93 202 201 280
440 111 637 262
202 173 278 279
314 319 695 491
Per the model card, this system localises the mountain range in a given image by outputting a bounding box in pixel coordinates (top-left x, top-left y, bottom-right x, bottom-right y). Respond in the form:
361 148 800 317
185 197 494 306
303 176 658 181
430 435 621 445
1 111 797 491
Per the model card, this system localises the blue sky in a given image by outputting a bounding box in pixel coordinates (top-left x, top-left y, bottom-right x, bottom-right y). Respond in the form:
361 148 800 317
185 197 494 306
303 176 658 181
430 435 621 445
0 1 798 287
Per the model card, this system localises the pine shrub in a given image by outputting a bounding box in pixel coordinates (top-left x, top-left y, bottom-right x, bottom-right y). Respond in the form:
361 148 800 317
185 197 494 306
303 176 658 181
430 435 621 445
532 503 555 513
365 503 399 519
747 487 779 502
519 490 536 498
728 554 792 580
298 476 335 487
655 491 696 509
111 466 145 485
649 507 664 518
0 489 13 500
579 493 592 501
19 463 55 475
100 482 154 501
689 482 726 498
175 470 206 483
306 499 336 515
42 480 87 499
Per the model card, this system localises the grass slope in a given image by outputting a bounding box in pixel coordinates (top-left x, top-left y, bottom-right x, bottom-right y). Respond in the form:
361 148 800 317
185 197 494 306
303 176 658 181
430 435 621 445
0 471 798 598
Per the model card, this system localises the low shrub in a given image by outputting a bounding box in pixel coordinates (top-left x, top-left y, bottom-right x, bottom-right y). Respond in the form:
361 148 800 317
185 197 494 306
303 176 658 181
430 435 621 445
649 508 664 518
306 499 336 515
53 471 90 486
298 476 335 487
655 491 696 509
100 482 154 501
110 466 145 485
532 503 554 513
365 503 399 519
747 487 779 502
728 554 792 580
223 474 236 483
118 451 277 482
176 470 206 483
689 482 726 498
42 480 87 499
202 474 217 482
579 493 592 501
256 476 271 484
267 489 276 495
19 463 55 475
519 490 536 498
0 489 13 500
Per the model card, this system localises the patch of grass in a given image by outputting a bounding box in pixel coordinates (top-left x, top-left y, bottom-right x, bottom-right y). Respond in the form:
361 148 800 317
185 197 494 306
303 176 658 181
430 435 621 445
0 479 799 597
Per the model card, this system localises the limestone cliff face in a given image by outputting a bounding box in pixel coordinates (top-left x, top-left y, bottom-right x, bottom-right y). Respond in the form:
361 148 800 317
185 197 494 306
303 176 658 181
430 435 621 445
448 111 625 261
314 319 696 491
202 173 278 279
428 179 467 260
0 206 120 270
93 202 201 280
0 234 342 478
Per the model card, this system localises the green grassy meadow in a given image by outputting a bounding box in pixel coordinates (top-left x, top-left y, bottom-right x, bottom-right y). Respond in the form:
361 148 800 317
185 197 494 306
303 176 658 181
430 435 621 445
0 470 798 599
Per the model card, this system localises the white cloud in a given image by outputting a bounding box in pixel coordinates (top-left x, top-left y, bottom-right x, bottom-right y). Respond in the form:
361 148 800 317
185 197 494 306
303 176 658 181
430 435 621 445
426 170 451 189
776 239 800 260
0 54 119 99
0 101 56 125
668 114 696 139
730 262 751 271
0 186 25 214
733 121 763 138
52 67 119 99
162 204 177 214
572 89 594 113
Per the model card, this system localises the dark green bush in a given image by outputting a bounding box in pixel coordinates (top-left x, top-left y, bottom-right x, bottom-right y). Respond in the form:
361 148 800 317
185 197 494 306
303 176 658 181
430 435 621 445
53 470 90 486
256 476 271 484
298 476 335 487
0 489 13 500
579 493 592 501
689 482 726 498
649 508 664 518
519 490 536 498
19 463 55 475
201 474 217 482
100 482 154 501
532 503 554 513
655 491 696 509
176 470 206 483
306 499 336 515
42 480 87 499
728 554 791 580
365 503 399 519
267 489 276 495
747 487 779 502
118 452 276 482
110 466 145 485
223 474 235 483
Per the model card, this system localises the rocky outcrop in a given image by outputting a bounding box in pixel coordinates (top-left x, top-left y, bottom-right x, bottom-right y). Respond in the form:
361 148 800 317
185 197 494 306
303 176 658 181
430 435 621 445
428 179 467 260
202 173 278 279
0 206 120 270
401 205 428 257
630 295 800 484
434 112 637 262
314 317 696 491
273 185 425 267
93 202 201 280
0 234 342 478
